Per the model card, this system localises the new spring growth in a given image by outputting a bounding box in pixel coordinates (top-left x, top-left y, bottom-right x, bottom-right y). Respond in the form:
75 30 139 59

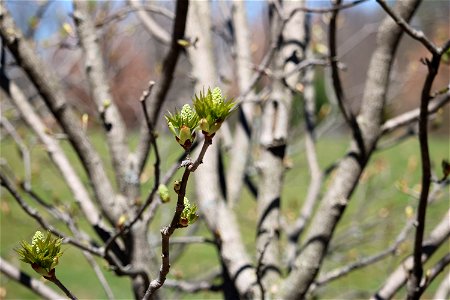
179 197 199 227
193 87 235 137
158 184 171 203
165 104 199 150
16 231 63 278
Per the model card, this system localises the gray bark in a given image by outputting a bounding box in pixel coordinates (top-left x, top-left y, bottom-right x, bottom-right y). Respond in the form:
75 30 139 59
73 1 131 198
226 0 255 207
278 0 421 298
187 1 259 298
0 3 124 225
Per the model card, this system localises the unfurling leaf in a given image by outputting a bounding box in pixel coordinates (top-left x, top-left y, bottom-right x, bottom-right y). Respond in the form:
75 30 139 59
16 231 63 278
179 197 199 227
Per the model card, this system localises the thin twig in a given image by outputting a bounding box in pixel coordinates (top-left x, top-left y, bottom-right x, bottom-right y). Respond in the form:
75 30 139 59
0 172 103 257
288 0 369 16
0 117 31 189
376 0 439 54
143 135 214 299
135 0 189 173
418 253 450 295
407 53 442 300
96 4 174 28
380 90 450 135
46 276 77 300
329 0 353 125
104 80 160 253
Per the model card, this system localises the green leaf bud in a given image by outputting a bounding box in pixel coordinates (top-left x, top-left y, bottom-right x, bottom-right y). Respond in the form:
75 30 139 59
165 104 199 150
158 184 171 203
193 87 235 136
16 231 63 278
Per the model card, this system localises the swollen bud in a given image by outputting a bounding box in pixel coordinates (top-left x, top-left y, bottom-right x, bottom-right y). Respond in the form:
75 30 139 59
158 184 171 203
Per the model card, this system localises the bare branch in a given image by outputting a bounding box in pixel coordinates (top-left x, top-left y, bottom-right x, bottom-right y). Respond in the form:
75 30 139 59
128 0 171 45
73 1 130 195
0 116 31 189
0 257 63 299
226 0 256 207
1 75 111 235
278 1 421 298
286 48 323 267
288 0 369 15
135 0 189 174
142 133 214 298
434 271 450 300
186 2 260 296
96 4 174 28
24 0 53 39
314 218 414 289
418 253 450 295
104 81 160 253
376 0 440 54
381 89 450 135
0 172 103 257
407 49 444 300
372 209 450 300
0 4 121 224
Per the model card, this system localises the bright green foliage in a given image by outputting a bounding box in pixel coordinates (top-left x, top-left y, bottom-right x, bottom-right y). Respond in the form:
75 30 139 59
179 197 199 227
16 231 63 277
193 87 235 136
158 184 171 203
165 104 199 150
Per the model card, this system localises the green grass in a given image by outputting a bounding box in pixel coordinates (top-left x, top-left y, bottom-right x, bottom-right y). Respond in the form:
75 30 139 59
1 129 449 299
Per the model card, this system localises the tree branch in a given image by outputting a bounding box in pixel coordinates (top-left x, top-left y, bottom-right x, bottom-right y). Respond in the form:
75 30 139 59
0 257 63 300
0 172 103 257
0 116 31 189
135 0 189 174
128 0 171 45
278 1 421 298
376 0 440 54
143 135 214 299
380 90 450 135
73 1 131 195
0 74 112 235
372 209 450 300
0 4 122 225
407 51 443 300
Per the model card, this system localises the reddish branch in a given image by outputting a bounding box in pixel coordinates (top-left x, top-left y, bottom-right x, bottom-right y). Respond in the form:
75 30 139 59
143 135 213 299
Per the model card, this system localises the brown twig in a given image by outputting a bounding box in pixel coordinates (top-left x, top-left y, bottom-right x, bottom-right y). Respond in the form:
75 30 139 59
376 0 439 54
46 275 77 300
328 0 354 126
0 172 103 257
104 80 160 253
135 0 189 173
143 135 214 299
407 53 442 300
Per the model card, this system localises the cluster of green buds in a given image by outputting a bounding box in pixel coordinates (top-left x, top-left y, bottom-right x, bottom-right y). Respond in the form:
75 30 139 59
166 104 199 150
194 87 235 137
179 197 199 227
166 87 235 149
16 231 63 278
